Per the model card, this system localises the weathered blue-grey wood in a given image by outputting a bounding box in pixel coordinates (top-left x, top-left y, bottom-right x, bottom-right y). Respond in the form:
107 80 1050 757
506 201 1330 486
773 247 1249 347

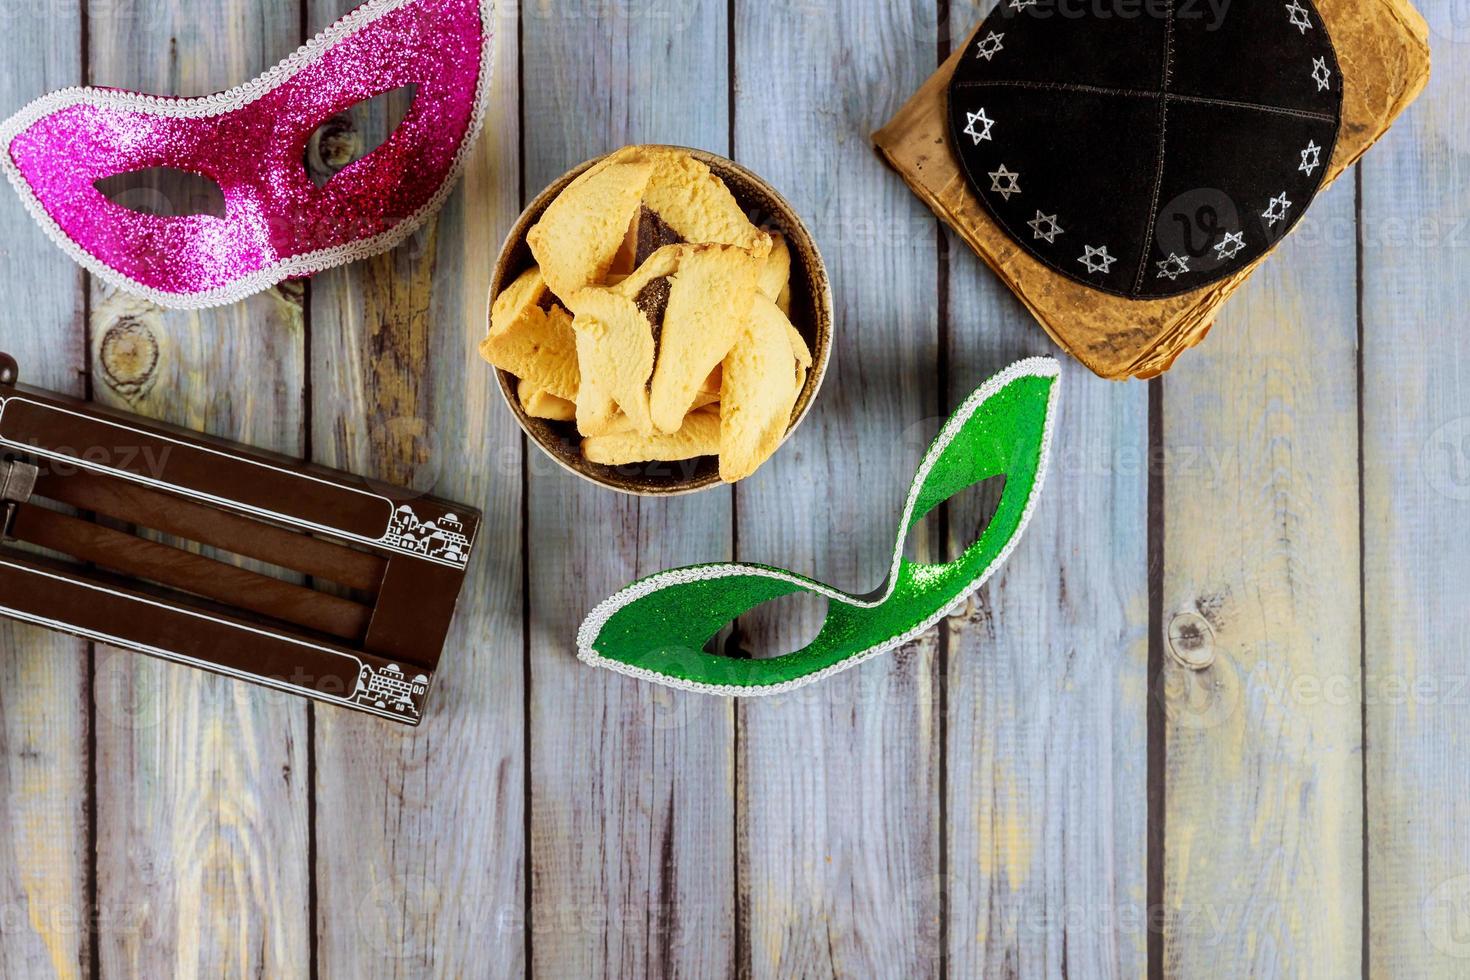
304 1 528 977
84 2 314 976
1362 5 1470 974
0 3 88 979
2 2 1468 977
1160 164 1364 972
522 3 738 977
734 2 944 974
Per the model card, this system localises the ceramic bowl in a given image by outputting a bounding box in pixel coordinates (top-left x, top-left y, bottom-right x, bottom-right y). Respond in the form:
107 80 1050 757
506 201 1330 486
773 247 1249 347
488 145 833 496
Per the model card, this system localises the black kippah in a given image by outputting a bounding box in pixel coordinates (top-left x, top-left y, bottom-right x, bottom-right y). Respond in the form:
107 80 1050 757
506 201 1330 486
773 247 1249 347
948 0 1343 300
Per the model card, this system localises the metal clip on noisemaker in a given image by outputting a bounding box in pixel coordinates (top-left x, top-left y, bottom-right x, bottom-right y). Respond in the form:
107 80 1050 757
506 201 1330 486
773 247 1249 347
0 353 478 726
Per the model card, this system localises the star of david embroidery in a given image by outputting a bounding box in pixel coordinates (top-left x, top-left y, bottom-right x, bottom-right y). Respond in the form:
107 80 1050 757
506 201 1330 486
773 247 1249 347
1215 230 1246 260
1299 139 1322 176
976 31 1005 61
1027 211 1063 244
964 107 995 145
988 164 1021 201
1156 253 1191 280
1312 57 1332 92
1078 244 1115 275
1262 192 1293 226
1285 0 1313 33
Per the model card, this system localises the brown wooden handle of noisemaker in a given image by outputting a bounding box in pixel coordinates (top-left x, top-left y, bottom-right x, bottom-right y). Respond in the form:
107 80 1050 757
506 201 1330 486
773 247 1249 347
7 504 372 642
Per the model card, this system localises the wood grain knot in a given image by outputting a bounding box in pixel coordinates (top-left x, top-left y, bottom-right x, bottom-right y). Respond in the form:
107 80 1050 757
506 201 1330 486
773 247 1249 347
307 114 359 177
304 86 416 188
1167 612 1216 670
274 277 306 306
99 319 160 395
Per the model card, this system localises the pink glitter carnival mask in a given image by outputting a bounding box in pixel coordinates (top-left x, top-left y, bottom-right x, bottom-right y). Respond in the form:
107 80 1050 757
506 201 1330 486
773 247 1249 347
0 0 494 309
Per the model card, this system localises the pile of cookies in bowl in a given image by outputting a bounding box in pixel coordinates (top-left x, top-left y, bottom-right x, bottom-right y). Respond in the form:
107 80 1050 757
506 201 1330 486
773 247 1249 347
481 145 831 495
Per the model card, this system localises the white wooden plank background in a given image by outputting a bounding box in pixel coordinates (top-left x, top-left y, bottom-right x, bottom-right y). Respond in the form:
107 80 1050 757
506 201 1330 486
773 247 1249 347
1362 9 1470 975
0 3 87 979
1159 168 1363 975
0 0 1466 978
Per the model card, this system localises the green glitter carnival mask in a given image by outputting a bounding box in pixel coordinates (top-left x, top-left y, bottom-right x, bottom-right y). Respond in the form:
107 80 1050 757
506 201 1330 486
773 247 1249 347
577 357 1060 695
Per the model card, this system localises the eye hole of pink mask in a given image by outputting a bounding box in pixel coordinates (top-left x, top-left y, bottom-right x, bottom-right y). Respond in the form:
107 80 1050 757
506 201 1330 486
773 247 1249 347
306 84 419 190
95 167 229 219
0 0 493 310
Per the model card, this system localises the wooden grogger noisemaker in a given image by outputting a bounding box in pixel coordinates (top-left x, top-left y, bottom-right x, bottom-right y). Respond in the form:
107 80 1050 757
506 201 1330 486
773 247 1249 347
0 353 479 726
